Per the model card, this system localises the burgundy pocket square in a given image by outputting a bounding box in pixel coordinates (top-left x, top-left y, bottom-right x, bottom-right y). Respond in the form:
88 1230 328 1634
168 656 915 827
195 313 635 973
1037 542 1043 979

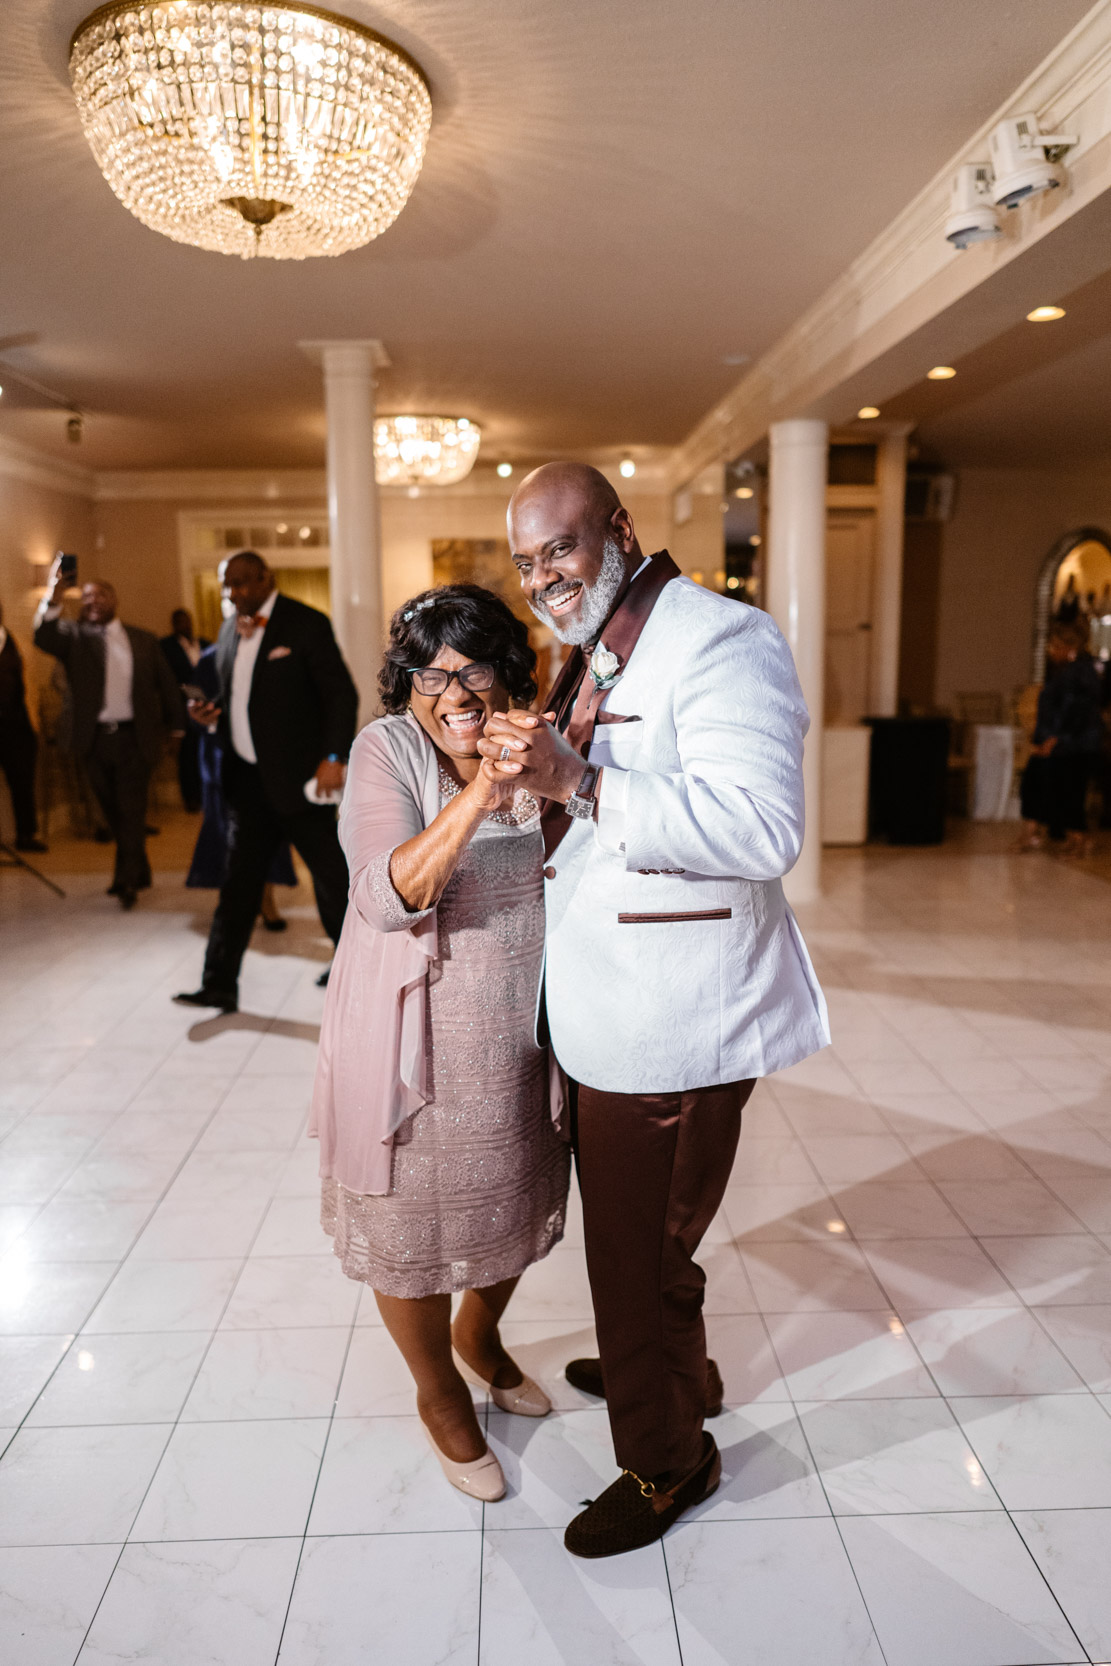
267 645 292 660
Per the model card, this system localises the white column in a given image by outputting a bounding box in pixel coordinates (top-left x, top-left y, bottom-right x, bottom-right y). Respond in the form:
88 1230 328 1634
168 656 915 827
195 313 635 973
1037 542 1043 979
871 425 911 717
299 338 390 724
767 418 829 904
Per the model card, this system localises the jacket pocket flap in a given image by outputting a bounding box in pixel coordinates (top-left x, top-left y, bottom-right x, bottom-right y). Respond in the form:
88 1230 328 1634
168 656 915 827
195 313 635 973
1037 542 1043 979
618 908 731 924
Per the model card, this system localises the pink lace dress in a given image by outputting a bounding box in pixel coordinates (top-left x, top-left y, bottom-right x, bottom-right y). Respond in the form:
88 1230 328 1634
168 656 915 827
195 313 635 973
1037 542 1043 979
321 773 570 1297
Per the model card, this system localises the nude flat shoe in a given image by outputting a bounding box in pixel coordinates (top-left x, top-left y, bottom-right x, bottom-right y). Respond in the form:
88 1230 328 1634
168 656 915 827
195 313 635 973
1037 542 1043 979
421 1421 506 1502
452 1346 552 1417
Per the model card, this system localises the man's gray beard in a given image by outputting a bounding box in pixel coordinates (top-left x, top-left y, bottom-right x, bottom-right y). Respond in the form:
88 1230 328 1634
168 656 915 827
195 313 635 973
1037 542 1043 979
528 535 627 645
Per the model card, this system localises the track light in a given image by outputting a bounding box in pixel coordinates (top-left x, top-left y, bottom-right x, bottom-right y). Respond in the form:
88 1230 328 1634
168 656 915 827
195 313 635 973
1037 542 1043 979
945 162 1002 248
989 113 1076 209
66 414 83 444
857 406 880 420
496 462 513 478
619 458 636 478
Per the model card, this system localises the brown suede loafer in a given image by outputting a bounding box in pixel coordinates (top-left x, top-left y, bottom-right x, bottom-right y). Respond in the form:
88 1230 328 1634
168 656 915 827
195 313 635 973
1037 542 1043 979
564 1356 724 1418
564 1433 721 1559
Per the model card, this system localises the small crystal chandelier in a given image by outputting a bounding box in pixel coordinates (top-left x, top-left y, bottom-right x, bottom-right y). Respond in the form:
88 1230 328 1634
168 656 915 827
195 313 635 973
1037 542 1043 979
69 3 432 261
374 416 481 486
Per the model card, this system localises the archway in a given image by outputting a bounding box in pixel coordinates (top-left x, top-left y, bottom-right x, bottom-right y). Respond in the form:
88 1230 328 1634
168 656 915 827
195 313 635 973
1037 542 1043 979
1032 525 1111 677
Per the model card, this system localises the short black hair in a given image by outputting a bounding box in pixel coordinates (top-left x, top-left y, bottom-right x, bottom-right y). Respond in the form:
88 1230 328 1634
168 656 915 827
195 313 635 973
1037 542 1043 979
226 550 268 575
379 583 537 714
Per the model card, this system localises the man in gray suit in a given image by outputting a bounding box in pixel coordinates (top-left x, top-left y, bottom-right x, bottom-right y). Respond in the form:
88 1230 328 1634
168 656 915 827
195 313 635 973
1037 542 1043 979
34 556 185 908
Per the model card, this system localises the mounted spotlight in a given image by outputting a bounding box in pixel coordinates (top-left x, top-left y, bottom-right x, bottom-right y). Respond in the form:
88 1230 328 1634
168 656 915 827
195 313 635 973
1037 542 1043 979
945 162 1002 249
989 113 1077 209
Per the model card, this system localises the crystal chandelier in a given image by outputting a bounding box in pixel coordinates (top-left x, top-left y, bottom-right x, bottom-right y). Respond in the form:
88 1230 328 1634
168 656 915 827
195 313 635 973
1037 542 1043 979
69 3 432 260
374 416 481 486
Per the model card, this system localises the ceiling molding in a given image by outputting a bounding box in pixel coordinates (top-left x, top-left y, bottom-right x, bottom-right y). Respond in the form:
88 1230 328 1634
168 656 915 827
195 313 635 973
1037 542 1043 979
92 459 677 503
670 0 1111 488
0 433 95 497
94 469 328 502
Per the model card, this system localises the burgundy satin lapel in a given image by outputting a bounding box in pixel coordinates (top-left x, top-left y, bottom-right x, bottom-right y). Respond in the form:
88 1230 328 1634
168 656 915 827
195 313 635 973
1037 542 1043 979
540 550 680 859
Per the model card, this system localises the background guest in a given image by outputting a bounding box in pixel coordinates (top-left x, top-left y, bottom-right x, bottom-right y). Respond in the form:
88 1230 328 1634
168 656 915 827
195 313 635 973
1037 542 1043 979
160 607 211 812
34 557 184 908
175 551 357 1012
0 599 46 852
185 638 295 930
1019 620 1105 857
1055 574 1081 623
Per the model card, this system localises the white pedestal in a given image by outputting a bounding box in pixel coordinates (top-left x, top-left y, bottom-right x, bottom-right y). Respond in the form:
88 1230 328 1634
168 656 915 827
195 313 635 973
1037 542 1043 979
823 726 871 844
971 725 1017 821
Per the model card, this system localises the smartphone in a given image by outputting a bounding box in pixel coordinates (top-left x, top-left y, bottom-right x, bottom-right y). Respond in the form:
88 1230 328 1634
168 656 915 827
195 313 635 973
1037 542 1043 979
58 552 77 581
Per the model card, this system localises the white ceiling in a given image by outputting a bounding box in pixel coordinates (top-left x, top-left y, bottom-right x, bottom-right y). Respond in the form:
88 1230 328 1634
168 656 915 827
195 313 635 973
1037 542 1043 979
0 0 1096 469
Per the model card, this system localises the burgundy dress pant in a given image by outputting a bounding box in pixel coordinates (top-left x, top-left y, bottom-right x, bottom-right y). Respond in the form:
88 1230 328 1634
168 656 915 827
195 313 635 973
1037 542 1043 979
572 1077 754 1479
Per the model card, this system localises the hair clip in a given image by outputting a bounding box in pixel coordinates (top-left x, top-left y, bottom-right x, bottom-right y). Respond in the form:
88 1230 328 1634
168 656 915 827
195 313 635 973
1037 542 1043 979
402 597 436 622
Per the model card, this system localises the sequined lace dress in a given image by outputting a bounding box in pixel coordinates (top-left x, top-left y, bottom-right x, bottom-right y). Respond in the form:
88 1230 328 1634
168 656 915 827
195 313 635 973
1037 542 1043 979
322 773 570 1297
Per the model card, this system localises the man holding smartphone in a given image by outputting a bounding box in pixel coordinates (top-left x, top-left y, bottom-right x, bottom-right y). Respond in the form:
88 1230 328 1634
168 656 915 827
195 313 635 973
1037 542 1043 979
34 554 185 908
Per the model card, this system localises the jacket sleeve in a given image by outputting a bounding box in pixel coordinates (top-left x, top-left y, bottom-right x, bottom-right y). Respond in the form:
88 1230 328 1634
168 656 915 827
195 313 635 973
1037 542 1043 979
615 606 809 881
32 610 76 663
304 613 359 759
337 725 434 933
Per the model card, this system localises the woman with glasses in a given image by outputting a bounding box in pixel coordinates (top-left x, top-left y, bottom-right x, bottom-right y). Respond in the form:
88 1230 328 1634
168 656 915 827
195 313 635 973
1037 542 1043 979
310 584 570 1502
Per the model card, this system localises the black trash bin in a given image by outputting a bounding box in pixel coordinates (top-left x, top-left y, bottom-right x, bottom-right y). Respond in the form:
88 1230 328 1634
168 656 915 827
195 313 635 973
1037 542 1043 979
865 716 951 845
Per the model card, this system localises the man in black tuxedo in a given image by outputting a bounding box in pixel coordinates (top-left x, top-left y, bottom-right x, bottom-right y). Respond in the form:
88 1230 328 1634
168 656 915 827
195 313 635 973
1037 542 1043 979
159 609 212 812
0 600 45 852
174 551 358 1013
34 560 185 907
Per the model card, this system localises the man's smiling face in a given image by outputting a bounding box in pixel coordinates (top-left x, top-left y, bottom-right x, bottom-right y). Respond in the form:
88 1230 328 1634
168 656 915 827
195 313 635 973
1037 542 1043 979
508 467 638 646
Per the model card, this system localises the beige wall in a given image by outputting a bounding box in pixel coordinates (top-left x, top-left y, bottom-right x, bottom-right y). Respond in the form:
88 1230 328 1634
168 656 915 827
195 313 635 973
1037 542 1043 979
933 466 1111 709
0 467 95 714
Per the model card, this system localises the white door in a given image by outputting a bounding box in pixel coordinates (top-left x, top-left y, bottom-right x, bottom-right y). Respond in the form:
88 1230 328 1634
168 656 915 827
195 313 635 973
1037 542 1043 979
825 509 876 724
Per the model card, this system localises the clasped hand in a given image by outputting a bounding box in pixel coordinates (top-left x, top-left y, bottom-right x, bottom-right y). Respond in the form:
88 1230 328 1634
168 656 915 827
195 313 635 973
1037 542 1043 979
478 710 584 804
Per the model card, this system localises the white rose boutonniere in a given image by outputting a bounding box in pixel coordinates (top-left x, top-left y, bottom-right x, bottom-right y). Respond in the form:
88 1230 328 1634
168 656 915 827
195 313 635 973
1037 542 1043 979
589 643 621 690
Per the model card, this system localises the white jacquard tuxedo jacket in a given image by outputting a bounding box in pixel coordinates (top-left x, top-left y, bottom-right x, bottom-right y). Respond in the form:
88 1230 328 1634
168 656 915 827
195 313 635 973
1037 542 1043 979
541 572 830 1092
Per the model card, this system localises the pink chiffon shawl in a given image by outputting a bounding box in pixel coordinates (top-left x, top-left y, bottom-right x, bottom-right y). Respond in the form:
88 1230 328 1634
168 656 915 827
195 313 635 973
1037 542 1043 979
308 714 443 1196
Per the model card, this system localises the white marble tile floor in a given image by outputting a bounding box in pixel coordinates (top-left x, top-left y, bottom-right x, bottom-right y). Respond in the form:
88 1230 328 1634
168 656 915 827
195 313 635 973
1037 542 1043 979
3 831 1111 1661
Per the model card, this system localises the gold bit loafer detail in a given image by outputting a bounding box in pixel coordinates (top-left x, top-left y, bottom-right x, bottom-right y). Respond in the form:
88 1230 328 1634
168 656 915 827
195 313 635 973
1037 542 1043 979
564 1433 721 1559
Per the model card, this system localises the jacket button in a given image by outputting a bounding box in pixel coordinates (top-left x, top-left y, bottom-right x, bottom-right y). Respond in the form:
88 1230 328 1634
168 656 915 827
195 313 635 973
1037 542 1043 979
543 866 555 880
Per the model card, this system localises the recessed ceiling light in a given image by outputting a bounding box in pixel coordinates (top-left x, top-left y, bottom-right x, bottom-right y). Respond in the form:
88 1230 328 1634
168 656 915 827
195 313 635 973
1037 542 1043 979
726 576 741 590
927 366 957 380
619 458 636 478
496 461 512 478
857 406 880 419
1027 304 1065 321
734 486 754 499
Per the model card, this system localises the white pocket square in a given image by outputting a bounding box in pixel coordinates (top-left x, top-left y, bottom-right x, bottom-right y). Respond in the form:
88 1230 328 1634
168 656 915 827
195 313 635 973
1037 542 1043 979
267 645 292 660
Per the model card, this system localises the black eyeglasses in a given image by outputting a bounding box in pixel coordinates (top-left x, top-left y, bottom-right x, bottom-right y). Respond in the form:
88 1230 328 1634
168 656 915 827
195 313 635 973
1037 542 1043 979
406 661 498 696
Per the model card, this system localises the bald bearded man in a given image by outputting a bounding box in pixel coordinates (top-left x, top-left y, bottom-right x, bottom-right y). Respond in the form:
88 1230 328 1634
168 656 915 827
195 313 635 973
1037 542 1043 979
480 463 829 1558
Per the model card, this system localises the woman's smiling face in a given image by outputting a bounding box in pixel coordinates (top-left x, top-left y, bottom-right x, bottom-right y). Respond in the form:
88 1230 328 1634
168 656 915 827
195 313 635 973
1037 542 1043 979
408 644 509 763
